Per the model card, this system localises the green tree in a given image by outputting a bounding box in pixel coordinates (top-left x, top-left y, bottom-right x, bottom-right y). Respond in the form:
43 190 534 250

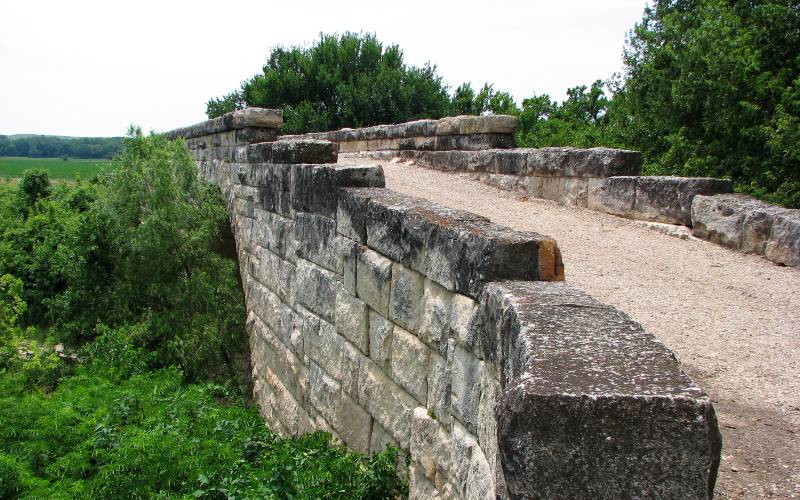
208 33 452 134
614 0 800 207
17 169 51 214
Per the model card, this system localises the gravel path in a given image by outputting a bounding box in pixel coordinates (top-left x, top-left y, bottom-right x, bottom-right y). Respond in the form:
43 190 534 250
356 158 800 498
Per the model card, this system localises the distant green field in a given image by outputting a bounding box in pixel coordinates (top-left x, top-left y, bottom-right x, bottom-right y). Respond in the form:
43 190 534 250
0 156 111 179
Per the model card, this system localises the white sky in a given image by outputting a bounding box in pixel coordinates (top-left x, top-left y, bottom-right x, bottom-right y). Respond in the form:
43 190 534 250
0 0 649 137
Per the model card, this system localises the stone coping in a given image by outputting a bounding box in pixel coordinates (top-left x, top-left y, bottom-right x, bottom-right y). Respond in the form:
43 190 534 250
692 193 800 266
164 108 283 140
280 114 517 143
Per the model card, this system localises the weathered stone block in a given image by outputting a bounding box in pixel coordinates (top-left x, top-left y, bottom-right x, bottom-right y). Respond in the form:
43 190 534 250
411 407 452 483
370 420 398 455
335 288 370 354
291 165 338 217
337 393 372 454
419 279 453 353
765 212 800 266
247 140 338 165
336 236 358 294
450 346 482 432
427 351 452 428
294 259 337 323
368 310 394 369
357 358 419 449
305 319 344 383
390 327 430 404
356 247 392 316
308 361 341 430
294 212 338 271
389 263 425 334
334 165 386 188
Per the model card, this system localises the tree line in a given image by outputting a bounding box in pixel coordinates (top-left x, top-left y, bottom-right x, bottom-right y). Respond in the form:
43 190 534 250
0 135 123 159
208 1 800 208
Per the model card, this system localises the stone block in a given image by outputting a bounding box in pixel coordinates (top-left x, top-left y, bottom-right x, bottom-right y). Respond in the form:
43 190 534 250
334 165 386 188
291 165 338 218
335 288 370 354
389 263 426 334
356 247 392 316
308 361 341 431
336 188 371 243
336 236 358 294
480 281 722 498
357 358 419 449
294 259 337 323
247 140 338 165
526 147 642 177
411 407 452 483
418 279 453 354
163 107 283 141
427 351 452 427
692 193 800 266
489 150 527 175
591 176 734 225
340 339 362 397
390 327 431 404
305 318 344 383
294 212 338 271
765 212 800 266
450 346 482 432
337 393 372 454
368 310 394 369
450 294 479 352
370 420 399 455
234 126 278 145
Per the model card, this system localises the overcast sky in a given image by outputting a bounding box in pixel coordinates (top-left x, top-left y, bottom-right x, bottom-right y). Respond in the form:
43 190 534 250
1 0 649 137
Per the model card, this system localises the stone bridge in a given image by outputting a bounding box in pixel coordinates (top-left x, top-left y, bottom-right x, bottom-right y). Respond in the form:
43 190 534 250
166 108 724 499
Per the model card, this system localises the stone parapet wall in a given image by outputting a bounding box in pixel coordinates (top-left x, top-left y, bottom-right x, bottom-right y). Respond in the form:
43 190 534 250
692 194 800 266
280 115 517 153
166 108 721 498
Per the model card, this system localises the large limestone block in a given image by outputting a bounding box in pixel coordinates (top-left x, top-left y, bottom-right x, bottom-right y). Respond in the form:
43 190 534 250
335 288 370 354
419 279 454 354
391 327 431 404
389 263 426 334
766 212 800 266
410 407 452 485
590 176 733 225
434 115 518 136
357 358 419 449
294 259 337 323
368 310 394 369
337 393 372 454
308 361 341 431
247 140 338 165
426 351 452 428
526 147 642 178
692 193 800 265
482 281 722 498
163 108 283 140
356 247 392 316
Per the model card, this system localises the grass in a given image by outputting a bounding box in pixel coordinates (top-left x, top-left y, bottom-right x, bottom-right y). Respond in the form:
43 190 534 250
0 157 111 180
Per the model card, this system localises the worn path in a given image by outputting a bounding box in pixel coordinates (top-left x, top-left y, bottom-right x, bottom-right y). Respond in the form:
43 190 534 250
348 158 800 498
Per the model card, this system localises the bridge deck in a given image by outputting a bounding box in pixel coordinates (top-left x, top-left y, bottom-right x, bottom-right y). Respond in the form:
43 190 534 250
348 157 800 499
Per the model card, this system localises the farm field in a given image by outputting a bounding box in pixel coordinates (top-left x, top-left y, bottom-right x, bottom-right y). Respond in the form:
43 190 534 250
0 156 111 179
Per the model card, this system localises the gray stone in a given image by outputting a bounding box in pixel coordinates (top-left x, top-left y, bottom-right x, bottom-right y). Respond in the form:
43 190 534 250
357 358 419 449
356 247 392 316
308 361 341 430
337 393 372 454
426 351 452 427
294 259 337 322
334 165 386 188
389 263 426 334
291 165 338 217
390 327 430 404
419 279 453 353
163 108 283 140
368 310 394 369
335 288 370 354
294 213 338 271
590 176 734 225
692 194 800 266
247 140 338 165
481 281 722 498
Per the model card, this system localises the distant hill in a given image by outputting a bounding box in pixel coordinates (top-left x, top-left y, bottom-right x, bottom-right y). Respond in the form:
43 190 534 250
0 134 124 159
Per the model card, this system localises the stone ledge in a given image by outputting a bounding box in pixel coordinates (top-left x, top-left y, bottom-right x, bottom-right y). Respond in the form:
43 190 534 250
400 147 642 177
588 176 734 225
692 193 800 266
482 281 722 498
338 188 564 298
164 108 283 140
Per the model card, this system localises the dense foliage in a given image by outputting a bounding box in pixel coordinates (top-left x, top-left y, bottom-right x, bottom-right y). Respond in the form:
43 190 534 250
0 135 122 160
0 133 406 498
207 33 452 133
612 0 800 207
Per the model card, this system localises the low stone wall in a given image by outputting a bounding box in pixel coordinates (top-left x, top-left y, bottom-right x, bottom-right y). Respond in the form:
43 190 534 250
280 115 517 153
166 108 721 498
692 194 800 266
398 147 643 208
589 176 734 225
